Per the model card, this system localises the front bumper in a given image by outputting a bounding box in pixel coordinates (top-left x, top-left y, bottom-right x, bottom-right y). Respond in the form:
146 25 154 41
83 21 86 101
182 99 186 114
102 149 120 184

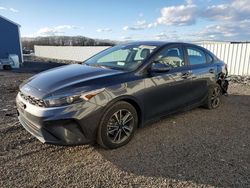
16 93 103 145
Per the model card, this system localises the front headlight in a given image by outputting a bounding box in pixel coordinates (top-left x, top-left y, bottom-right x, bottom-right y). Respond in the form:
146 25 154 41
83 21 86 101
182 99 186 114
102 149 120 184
44 88 105 107
44 95 82 107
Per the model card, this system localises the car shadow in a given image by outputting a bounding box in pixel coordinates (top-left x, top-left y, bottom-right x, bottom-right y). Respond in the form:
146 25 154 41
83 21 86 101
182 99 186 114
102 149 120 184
97 94 250 187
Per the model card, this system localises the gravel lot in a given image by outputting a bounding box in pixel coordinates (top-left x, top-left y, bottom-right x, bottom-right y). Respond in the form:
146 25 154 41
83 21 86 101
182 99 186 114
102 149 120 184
1 61 250 188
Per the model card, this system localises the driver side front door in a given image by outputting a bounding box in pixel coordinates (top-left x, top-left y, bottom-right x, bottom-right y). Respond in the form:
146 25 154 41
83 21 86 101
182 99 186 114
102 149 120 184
143 45 193 121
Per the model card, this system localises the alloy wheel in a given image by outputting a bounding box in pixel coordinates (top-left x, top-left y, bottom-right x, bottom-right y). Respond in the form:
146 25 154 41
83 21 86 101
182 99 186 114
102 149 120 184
211 86 221 108
107 109 134 144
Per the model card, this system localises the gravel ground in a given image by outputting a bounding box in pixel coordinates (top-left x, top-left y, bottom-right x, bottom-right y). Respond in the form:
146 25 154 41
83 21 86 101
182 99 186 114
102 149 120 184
0 62 250 188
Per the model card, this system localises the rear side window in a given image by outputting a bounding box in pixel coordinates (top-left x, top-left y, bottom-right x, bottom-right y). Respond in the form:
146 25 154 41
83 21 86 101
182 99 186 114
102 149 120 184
206 53 213 63
187 47 206 65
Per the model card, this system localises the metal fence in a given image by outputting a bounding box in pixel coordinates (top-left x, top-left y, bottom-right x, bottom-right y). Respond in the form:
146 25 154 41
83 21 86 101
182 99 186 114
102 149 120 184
35 43 250 75
199 43 250 76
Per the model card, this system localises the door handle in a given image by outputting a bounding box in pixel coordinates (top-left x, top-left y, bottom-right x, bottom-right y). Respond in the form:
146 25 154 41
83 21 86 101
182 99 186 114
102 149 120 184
182 71 191 79
209 68 215 73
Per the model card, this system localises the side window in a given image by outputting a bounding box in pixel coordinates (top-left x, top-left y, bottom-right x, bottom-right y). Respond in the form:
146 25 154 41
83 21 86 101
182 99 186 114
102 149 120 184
134 48 152 61
187 47 206 65
152 47 185 68
206 53 213 63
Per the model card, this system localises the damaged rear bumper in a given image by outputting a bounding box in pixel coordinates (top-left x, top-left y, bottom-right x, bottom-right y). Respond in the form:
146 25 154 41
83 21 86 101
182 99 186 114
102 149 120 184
218 73 229 94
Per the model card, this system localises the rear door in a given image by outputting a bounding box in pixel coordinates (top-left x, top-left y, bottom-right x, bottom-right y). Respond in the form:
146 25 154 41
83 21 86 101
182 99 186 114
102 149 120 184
184 45 217 105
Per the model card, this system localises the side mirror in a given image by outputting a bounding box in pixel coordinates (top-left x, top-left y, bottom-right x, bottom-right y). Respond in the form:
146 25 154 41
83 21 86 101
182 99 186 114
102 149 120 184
150 63 171 73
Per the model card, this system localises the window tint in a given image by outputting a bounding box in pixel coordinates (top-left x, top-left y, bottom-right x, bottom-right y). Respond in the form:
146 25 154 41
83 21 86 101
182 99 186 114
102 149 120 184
206 53 213 63
97 49 129 63
152 47 185 68
134 48 153 61
187 47 206 65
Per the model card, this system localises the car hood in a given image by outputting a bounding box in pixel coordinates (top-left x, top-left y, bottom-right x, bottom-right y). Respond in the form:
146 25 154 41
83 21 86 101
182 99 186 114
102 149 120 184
22 64 123 96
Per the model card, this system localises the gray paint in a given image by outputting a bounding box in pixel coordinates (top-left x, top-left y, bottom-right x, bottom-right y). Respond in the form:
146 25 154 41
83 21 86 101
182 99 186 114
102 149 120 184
0 16 22 62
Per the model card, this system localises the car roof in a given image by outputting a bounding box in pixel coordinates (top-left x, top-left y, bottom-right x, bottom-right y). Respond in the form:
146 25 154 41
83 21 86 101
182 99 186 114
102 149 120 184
123 41 218 59
124 41 194 47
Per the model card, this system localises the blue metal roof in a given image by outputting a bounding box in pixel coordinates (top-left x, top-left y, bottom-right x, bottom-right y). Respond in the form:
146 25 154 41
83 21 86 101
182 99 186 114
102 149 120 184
0 15 20 27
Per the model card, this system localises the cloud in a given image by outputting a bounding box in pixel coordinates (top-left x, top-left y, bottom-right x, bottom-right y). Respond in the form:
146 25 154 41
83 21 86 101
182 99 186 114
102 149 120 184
55 25 79 30
133 0 250 40
120 35 149 41
37 27 63 36
186 0 193 5
124 1 198 31
203 0 250 22
0 6 19 13
196 20 250 41
153 19 250 42
9 8 19 12
96 28 112 32
154 32 170 40
197 0 250 40
123 2 198 30
121 36 132 40
203 4 232 21
154 20 250 42
154 31 180 41
35 25 80 36
123 20 156 30
156 4 198 26
155 0 250 27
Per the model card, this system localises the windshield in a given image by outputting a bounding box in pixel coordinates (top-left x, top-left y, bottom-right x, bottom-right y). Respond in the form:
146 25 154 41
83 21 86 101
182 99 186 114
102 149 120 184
84 44 158 71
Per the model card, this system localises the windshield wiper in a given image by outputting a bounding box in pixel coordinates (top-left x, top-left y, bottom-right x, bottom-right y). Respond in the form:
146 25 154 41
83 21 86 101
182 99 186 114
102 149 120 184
85 63 113 69
84 63 126 71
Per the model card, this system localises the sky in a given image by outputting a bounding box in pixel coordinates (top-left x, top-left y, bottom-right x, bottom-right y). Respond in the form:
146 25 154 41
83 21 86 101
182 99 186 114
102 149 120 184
0 0 249 42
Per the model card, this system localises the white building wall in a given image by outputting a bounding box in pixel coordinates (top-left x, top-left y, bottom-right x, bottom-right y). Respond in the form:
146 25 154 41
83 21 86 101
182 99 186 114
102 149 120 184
35 43 250 75
34 46 110 62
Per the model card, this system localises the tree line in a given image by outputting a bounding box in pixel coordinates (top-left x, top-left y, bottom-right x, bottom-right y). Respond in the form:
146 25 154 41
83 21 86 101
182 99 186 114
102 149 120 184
22 36 115 51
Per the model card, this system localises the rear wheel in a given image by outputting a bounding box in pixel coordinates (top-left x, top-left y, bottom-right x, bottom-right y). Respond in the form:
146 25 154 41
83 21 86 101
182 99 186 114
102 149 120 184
97 101 138 149
204 84 222 109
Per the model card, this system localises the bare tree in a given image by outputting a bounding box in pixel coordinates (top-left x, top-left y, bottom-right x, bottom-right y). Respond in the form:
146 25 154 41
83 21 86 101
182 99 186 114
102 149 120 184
22 36 115 50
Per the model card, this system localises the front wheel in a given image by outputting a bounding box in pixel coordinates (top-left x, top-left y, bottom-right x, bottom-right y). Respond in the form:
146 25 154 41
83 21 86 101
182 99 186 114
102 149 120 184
204 84 222 109
97 101 138 149
3 65 12 70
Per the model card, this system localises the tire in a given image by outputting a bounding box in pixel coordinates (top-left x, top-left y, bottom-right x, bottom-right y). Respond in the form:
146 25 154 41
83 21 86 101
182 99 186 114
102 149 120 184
204 84 222 109
97 101 138 149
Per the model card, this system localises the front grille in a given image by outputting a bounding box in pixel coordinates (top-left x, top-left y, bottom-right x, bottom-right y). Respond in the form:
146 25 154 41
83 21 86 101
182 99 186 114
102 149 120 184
19 114 43 139
20 92 46 107
19 114 40 132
